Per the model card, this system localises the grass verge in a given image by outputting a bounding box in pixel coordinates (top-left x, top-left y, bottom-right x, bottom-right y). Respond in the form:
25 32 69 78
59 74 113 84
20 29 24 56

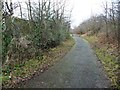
2 37 75 88
82 35 119 88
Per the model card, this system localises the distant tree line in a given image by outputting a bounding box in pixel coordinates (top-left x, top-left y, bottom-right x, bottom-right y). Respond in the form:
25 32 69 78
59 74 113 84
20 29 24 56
75 0 120 51
74 0 120 86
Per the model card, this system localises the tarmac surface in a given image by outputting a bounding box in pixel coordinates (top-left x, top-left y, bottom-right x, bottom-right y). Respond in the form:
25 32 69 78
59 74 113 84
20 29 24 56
21 35 110 88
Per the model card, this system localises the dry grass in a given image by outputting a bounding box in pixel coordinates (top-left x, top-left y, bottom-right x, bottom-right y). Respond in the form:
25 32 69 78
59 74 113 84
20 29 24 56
82 34 119 88
2 37 75 88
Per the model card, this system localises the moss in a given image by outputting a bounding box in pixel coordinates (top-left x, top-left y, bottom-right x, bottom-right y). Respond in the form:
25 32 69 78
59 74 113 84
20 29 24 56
83 35 119 88
95 48 118 87
83 35 97 44
2 37 75 87
1 76 10 82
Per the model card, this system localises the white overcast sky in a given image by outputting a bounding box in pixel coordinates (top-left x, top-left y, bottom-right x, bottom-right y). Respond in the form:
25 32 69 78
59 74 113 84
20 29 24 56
71 0 113 28
11 0 112 28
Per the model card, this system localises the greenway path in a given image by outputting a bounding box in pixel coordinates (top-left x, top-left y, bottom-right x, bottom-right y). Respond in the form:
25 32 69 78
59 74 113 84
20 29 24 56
21 35 110 88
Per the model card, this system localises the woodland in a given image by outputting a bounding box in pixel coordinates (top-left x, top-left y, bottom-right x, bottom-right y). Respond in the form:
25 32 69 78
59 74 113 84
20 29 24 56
1 0 72 87
1 0 120 88
73 1 120 88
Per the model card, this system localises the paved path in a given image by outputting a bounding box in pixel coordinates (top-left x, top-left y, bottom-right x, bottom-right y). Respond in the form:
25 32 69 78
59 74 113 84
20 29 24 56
21 35 110 88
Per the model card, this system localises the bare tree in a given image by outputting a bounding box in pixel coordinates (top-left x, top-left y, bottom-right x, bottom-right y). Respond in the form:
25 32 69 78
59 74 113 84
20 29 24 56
2 0 14 63
117 0 120 86
105 2 109 40
18 2 23 18
117 1 120 54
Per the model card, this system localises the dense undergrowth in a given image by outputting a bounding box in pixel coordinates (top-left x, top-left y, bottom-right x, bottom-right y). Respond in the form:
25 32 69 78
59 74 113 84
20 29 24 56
1 37 75 88
2 0 71 65
2 0 73 88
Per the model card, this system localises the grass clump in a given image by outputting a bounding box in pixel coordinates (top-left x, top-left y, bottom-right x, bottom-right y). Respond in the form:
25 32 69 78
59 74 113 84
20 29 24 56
95 48 118 87
82 35 119 88
2 37 75 88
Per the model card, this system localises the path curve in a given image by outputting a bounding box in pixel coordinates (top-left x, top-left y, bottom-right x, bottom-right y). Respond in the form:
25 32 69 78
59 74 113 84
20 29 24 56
21 35 110 88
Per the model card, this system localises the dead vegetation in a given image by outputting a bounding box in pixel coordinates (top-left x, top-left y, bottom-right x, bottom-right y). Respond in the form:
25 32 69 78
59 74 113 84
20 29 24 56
74 1 120 88
2 37 75 88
